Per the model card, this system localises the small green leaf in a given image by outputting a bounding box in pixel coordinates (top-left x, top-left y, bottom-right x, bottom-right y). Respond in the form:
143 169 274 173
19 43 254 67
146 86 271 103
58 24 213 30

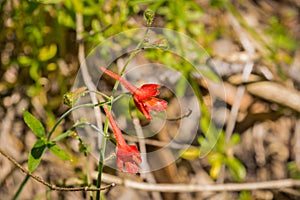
52 130 75 142
180 147 200 160
210 161 222 179
226 156 246 181
24 110 46 138
38 44 57 61
28 140 46 172
18 56 32 67
48 143 71 160
228 133 240 148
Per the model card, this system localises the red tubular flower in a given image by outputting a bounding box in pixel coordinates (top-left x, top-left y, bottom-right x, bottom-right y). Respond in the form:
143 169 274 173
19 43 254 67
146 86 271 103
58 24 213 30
103 105 141 174
100 66 167 120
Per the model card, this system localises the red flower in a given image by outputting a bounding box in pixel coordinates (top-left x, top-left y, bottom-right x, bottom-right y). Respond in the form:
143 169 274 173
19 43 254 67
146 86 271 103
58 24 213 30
100 66 167 120
103 105 141 174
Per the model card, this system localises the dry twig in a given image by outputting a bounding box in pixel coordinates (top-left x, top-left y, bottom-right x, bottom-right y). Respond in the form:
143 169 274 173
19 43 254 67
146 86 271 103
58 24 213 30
0 148 114 192
98 172 300 193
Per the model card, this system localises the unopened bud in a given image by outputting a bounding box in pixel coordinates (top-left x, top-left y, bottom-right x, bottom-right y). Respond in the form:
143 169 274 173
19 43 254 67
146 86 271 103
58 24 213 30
63 87 87 107
144 9 155 26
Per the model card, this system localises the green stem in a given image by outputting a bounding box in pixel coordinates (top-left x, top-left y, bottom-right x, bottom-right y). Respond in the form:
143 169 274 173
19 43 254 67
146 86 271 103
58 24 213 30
88 90 111 100
14 102 108 199
13 174 30 200
84 155 93 200
96 105 110 200
47 102 107 141
52 122 108 142
112 27 149 92
95 27 149 200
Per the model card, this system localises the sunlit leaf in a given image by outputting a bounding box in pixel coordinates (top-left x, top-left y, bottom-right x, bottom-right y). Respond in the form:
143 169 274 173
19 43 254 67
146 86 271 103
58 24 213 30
28 140 46 172
180 147 200 160
227 133 240 148
29 61 40 81
48 143 71 160
226 156 246 181
210 161 222 179
24 110 46 139
38 44 57 61
18 56 32 67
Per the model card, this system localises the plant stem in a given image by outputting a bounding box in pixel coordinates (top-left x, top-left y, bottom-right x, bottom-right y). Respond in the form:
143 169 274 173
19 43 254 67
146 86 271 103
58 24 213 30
47 102 106 141
13 174 30 200
95 27 149 200
112 27 149 92
14 103 106 199
96 105 110 200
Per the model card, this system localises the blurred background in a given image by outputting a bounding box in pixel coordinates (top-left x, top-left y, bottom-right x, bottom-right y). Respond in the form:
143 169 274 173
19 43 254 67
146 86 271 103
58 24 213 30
1 0 300 199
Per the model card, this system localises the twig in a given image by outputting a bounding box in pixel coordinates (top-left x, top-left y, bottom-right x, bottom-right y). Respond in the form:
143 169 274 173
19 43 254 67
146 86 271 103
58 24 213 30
98 172 300 193
166 109 192 121
123 134 196 149
295 120 300 168
0 148 115 191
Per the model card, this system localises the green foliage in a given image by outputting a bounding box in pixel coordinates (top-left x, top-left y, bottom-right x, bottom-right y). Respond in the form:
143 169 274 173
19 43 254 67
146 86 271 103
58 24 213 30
48 142 72 161
38 44 57 61
182 127 246 181
180 147 200 160
28 140 47 172
287 162 300 179
265 16 297 52
238 191 252 200
24 110 72 172
206 132 246 181
4 0 299 198
23 110 46 139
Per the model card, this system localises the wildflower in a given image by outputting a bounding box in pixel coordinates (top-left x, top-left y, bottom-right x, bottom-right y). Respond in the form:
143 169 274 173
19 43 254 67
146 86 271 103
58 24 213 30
103 105 141 174
100 66 167 120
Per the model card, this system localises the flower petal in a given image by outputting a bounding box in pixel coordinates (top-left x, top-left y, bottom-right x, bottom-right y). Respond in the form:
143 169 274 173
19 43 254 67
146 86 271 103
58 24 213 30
116 145 141 174
144 97 168 112
134 97 152 120
125 162 140 174
135 84 160 101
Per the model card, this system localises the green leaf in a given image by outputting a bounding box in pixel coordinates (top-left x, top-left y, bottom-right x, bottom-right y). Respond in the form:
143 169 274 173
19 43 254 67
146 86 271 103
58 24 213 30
23 110 46 139
228 133 240 148
57 9 76 28
52 130 75 142
180 147 200 160
18 56 32 67
210 161 222 179
48 143 71 160
226 156 246 181
38 44 57 61
28 140 46 172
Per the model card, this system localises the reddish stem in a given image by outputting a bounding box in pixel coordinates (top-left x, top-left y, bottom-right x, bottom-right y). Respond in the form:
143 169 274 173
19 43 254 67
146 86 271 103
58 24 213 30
103 105 126 147
100 66 138 94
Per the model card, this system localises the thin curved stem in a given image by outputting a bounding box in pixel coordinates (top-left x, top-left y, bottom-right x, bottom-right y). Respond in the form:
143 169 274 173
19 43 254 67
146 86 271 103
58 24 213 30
47 102 107 141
